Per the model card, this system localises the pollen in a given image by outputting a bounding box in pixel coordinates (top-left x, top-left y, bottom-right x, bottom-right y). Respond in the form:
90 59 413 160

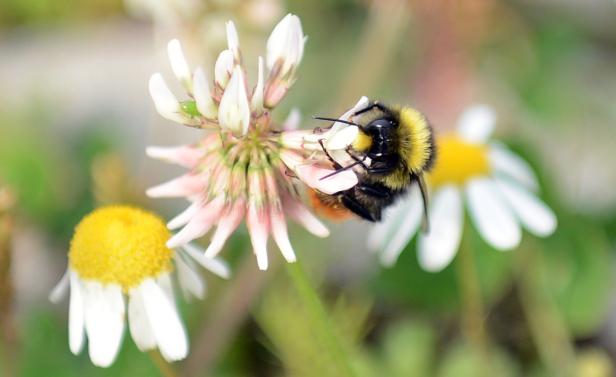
428 133 491 188
69 206 173 291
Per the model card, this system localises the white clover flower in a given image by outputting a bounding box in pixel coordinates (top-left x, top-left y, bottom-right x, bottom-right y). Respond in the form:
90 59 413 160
49 206 229 367
147 15 357 270
369 105 557 272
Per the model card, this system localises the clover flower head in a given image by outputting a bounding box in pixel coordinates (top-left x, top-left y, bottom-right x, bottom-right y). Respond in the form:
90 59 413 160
369 105 557 272
147 15 358 270
49 206 229 367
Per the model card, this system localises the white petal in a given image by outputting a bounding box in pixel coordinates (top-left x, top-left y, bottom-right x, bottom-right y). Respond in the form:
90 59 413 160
128 289 156 352
489 143 539 192
466 178 521 250
418 186 463 272
214 49 234 88
457 105 496 143
250 56 264 113
83 282 125 368
494 177 557 237
49 269 69 303
139 279 188 362
167 201 200 230
193 67 217 119
226 21 240 56
157 273 175 303
266 14 305 72
167 39 191 90
270 210 296 263
68 271 85 355
218 66 250 136
283 108 301 130
182 243 231 279
340 96 369 126
377 186 423 266
325 126 359 150
174 254 205 299
149 73 180 120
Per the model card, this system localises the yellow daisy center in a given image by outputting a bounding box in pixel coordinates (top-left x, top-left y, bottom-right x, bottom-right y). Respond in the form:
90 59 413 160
428 133 491 188
69 205 173 291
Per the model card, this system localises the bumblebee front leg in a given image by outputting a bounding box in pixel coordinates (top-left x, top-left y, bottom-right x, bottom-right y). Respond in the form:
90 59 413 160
340 192 377 222
353 102 388 116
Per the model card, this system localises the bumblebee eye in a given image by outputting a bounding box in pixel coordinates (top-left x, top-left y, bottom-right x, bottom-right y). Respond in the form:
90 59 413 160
367 118 393 129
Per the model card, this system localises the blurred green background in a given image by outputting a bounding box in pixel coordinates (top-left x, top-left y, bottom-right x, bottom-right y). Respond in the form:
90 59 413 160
1 0 615 376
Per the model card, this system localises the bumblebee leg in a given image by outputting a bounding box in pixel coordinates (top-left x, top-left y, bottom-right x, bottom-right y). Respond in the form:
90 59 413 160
318 139 342 169
341 193 377 222
356 183 391 199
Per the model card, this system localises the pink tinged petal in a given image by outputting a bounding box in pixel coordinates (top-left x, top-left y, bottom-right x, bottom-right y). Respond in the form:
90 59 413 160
204 202 245 258
214 49 234 88
182 243 231 279
218 66 250 136
325 125 359 150
146 145 204 168
282 194 329 237
193 67 217 119
167 39 191 91
167 201 200 230
68 271 85 355
266 13 305 73
457 105 496 144
251 56 265 113
247 204 270 270
418 186 464 272
149 73 200 126
146 174 205 198
466 178 521 250
128 288 156 352
167 197 225 248
139 279 188 362
83 282 125 368
494 177 557 237
49 269 69 303
489 143 539 192
283 108 301 131
373 186 423 267
270 209 296 263
264 82 288 109
297 164 358 195
173 254 205 300
225 21 240 58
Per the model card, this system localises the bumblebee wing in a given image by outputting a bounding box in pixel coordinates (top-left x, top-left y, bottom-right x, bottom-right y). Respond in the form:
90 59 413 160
417 174 430 233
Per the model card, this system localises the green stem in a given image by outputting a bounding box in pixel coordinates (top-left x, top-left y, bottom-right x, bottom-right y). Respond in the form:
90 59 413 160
148 351 180 377
286 261 356 377
515 243 576 376
456 234 492 375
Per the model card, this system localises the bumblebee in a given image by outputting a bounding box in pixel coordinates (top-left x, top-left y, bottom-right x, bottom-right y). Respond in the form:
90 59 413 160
311 101 436 225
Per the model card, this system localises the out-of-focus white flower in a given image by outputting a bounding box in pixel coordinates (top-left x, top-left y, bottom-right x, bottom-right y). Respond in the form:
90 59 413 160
49 206 229 367
147 15 357 270
369 105 557 272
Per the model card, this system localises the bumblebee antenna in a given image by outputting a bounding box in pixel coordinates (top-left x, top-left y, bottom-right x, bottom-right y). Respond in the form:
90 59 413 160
312 116 360 127
417 174 430 233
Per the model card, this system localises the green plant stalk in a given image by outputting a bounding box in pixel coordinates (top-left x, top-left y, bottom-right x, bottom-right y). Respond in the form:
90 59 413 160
148 350 180 377
455 233 492 376
515 242 576 376
286 261 356 377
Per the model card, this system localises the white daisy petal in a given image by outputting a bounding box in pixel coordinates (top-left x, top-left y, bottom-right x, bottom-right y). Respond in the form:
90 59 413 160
457 105 496 143
128 288 156 352
140 279 188 362
489 143 539 192
182 243 231 279
466 178 521 250
494 177 557 237
49 269 70 303
156 273 174 303
418 186 464 272
83 282 125 368
68 271 85 355
376 186 423 266
174 254 206 300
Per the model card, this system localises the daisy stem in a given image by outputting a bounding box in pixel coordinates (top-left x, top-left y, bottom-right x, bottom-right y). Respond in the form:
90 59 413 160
515 242 576 375
286 261 356 377
456 233 492 375
148 351 181 377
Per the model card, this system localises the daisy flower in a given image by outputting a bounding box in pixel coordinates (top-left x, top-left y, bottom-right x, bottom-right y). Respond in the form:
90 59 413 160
49 206 230 367
369 105 557 272
147 14 360 270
